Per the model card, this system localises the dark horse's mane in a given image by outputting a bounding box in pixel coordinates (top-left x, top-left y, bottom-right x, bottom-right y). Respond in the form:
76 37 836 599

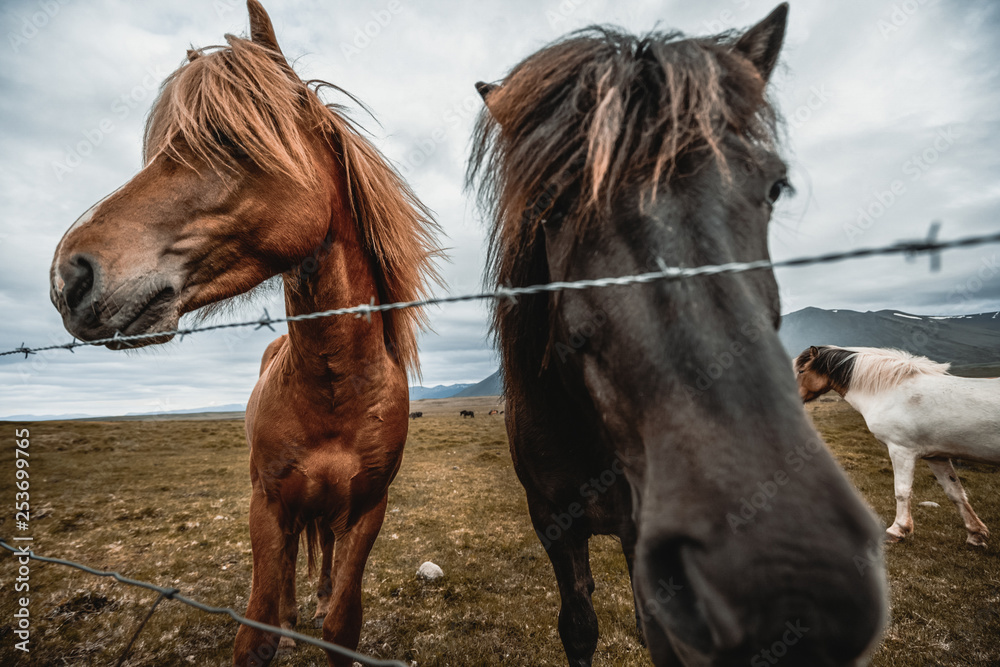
144 35 439 376
467 27 780 385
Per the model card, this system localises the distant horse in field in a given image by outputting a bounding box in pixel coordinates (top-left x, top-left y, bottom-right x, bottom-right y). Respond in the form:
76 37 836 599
48 2 438 665
795 345 1000 547
488 409 499 416
410 411 423 419
468 4 887 665
460 410 475 418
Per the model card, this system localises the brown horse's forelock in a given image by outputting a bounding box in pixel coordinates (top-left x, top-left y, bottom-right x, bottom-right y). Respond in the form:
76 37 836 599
801 346 857 394
143 35 440 376
467 27 779 380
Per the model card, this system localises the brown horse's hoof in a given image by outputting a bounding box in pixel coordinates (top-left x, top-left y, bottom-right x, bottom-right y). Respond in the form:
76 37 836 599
966 533 989 548
276 635 296 656
884 530 906 544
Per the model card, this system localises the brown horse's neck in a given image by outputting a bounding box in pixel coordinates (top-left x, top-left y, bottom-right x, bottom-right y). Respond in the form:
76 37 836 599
279 170 400 408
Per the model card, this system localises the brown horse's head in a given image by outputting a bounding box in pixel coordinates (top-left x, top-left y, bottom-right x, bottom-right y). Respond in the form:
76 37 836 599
471 4 887 665
51 1 322 347
794 345 856 402
49 0 435 371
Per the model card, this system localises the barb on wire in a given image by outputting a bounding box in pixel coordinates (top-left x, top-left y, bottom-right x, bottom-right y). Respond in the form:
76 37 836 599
0 539 408 667
2 229 999 359
115 590 174 667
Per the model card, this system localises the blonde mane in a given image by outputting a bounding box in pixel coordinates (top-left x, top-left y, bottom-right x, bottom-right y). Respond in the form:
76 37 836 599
143 35 440 376
844 347 951 395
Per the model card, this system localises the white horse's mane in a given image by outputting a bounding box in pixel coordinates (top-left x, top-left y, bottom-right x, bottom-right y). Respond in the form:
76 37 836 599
844 347 951 394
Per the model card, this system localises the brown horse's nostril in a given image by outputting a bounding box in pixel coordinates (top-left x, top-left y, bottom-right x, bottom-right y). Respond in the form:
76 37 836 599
62 255 96 312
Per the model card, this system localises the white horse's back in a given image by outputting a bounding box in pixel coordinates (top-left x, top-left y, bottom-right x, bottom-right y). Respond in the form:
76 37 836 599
850 374 1000 463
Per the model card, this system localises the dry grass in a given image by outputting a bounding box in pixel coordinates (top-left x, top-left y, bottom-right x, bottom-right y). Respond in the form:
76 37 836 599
0 394 997 666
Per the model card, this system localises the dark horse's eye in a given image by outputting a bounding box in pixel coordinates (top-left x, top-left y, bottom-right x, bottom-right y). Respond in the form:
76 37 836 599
768 178 791 205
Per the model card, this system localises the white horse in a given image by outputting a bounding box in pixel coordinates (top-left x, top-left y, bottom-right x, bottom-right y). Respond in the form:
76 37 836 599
794 345 1000 547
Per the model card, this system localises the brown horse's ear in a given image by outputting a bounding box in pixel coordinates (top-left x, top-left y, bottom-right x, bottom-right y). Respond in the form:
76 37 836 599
733 3 788 82
247 0 284 57
808 346 819 358
186 48 200 62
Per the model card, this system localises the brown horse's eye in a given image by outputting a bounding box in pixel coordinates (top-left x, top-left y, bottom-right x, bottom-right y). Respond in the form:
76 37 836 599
213 130 248 160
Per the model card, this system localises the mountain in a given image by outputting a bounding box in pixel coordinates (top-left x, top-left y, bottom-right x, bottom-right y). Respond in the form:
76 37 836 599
408 384 473 400
124 403 246 416
779 308 1000 366
2 404 246 422
1 412 94 422
453 371 502 398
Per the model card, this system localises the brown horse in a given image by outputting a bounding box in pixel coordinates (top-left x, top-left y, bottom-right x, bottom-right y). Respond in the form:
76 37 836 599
469 5 887 666
48 2 438 665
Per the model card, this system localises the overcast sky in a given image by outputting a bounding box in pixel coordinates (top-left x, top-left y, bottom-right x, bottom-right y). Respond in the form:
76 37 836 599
1 0 998 417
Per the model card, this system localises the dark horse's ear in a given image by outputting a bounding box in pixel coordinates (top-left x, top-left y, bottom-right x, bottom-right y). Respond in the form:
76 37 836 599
733 3 789 82
808 346 819 358
247 0 284 57
475 81 498 101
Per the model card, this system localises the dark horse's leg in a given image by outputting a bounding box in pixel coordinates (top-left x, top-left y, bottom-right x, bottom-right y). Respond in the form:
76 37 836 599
313 523 336 627
234 489 287 667
322 495 388 667
620 529 645 646
529 500 599 666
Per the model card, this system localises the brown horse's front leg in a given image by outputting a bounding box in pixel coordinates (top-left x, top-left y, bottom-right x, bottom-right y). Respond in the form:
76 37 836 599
234 490 285 667
277 532 299 654
313 523 336 627
322 495 388 667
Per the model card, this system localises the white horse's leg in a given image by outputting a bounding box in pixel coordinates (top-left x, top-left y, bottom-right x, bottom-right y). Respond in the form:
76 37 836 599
924 457 990 548
885 444 916 542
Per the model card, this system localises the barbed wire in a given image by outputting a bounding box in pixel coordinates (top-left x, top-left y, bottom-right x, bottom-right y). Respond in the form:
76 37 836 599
3 228 999 359
0 538 409 667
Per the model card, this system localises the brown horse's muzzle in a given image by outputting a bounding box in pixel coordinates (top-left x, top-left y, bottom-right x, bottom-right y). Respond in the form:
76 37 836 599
51 251 180 348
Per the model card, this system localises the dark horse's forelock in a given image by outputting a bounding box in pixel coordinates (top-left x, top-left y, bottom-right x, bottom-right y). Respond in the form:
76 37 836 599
467 27 780 378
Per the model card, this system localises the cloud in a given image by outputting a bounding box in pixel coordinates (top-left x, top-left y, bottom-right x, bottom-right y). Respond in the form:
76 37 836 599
1 0 997 416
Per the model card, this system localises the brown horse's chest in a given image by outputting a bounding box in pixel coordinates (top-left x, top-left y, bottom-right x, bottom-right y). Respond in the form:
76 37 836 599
245 363 407 524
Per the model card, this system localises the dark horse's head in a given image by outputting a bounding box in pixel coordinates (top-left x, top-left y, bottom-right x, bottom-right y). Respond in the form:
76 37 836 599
469 5 886 665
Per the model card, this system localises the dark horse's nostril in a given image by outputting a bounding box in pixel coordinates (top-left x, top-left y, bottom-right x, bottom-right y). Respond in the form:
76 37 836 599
63 255 96 312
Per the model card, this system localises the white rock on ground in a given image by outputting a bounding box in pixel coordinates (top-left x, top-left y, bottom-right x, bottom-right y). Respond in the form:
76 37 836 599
416 561 444 581
918 501 941 508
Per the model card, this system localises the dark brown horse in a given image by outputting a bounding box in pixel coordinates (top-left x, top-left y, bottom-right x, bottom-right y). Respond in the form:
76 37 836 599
48 2 438 665
469 5 887 665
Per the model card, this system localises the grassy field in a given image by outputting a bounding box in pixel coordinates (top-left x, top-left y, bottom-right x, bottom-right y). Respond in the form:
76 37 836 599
0 394 998 666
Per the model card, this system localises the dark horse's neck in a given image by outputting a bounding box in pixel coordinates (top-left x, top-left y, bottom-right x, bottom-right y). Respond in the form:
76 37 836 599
280 182 401 409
